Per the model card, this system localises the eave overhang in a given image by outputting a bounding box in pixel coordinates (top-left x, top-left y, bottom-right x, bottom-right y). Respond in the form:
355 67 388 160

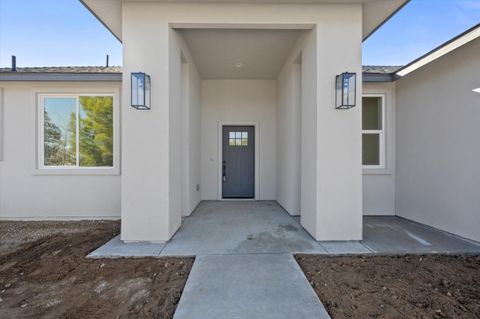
79 0 410 43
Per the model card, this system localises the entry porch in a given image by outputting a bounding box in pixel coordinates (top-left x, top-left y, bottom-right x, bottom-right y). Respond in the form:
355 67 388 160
90 201 480 258
121 23 363 243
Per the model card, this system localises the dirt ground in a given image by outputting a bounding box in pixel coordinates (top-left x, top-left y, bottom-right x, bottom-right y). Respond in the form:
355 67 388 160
0 221 194 319
295 254 480 319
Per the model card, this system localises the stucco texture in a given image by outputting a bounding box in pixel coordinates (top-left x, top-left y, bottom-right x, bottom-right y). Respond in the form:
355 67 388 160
0 82 121 220
396 37 480 242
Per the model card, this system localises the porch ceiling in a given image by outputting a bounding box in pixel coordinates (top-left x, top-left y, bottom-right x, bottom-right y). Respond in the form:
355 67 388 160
80 0 409 42
180 29 302 79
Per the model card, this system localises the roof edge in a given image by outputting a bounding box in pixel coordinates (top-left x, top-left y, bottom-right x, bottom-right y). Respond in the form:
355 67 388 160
78 0 409 43
0 73 122 82
363 0 411 42
395 22 480 77
79 0 122 43
0 71 394 82
363 73 395 82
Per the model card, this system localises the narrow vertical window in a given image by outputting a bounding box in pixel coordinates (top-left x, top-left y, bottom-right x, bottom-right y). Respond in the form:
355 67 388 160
362 96 385 168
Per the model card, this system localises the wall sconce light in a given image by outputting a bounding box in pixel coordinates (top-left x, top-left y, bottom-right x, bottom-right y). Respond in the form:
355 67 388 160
131 72 151 110
335 72 356 109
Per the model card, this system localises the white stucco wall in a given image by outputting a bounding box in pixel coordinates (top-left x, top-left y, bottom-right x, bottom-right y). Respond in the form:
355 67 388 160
183 62 202 215
276 17 363 241
0 81 121 220
396 38 480 242
297 30 319 237
168 28 185 236
121 13 172 241
0 88 3 161
167 29 202 236
201 80 277 200
175 30 202 217
121 12 201 241
276 55 301 216
363 82 396 215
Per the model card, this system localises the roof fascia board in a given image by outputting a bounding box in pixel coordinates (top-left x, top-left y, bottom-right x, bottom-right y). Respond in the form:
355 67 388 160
396 23 480 77
1 72 392 82
79 0 122 43
363 0 410 41
0 73 122 82
362 73 394 82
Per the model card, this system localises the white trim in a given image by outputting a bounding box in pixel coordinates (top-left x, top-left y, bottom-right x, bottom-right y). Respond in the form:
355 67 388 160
0 88 3 161
362 94 386 169
396 25 480 77
170 23 315 30
33 89 120 175
217 121 260 200
75 97 80 167
473 88 480 94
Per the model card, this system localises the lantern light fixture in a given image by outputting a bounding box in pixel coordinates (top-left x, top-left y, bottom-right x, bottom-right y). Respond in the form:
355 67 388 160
335 72 356 109
131 72 151 110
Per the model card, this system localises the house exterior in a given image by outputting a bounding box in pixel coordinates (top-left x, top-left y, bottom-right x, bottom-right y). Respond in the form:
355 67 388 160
0 1 479 243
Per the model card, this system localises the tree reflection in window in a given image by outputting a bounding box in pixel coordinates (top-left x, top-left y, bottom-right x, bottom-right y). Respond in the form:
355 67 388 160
43 96 113 167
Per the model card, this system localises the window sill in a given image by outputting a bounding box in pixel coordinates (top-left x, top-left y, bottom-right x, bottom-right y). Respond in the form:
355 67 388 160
362 168 392 176
32 167 120 176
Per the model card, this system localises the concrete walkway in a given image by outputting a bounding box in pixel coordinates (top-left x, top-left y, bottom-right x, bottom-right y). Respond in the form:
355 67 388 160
166 201 331 319
173 254 330 319
88 201 480 319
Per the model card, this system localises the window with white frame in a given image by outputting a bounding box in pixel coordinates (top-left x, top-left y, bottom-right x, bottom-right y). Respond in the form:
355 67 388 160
39 95 114 168
362 95 385 168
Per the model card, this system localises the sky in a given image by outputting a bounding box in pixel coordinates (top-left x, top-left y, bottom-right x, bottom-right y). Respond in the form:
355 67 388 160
0 0 479 68
363 0 480 65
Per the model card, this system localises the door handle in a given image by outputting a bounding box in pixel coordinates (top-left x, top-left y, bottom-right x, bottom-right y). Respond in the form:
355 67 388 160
222 161 227 182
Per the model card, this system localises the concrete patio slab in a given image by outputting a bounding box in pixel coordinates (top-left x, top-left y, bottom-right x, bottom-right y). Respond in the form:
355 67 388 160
363 216 480 254
90 202 480 258
173 254 330 319
160 201 326 256
87 236 164 258
320 241 373 254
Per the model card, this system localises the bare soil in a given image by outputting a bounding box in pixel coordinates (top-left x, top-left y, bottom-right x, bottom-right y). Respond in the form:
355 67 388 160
0 221 194 319
295 254 480 319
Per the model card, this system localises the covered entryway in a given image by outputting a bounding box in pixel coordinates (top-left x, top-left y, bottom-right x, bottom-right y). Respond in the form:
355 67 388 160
171 26 360 241
121 21 363 243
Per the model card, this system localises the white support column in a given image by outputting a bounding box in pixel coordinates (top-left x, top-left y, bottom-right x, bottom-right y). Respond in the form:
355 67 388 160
120 15 173 242
313 12 363 241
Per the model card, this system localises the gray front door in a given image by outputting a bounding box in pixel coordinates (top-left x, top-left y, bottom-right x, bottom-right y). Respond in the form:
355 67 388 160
222 126 255 198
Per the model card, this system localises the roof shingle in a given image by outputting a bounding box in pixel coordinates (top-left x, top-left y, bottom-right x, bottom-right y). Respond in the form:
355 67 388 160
0 66 121 74
362 65 402 74
0 65 402 75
